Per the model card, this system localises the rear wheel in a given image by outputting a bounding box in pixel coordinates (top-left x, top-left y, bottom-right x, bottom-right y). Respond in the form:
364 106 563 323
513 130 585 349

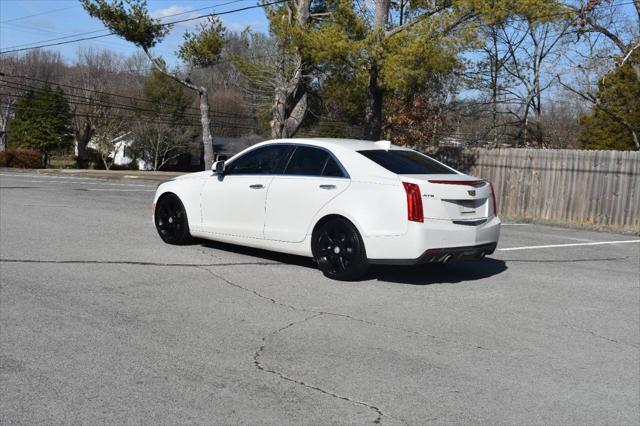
154 194 192 245
312 218 368 281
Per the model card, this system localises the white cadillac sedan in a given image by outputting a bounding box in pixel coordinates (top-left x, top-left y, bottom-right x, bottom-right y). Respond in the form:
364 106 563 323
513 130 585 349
153 138 500 280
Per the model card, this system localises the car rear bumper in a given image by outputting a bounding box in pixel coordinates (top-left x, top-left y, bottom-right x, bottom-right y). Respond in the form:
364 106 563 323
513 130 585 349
363 216 501 264
369 242 497 265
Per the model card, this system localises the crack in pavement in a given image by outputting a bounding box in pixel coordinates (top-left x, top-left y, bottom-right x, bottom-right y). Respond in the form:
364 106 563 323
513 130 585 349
201 264 638 355
0 258 278 267
494 308 639 349
560 323 639 349
253 313 384 425
199 267 417 425
201 267 441 341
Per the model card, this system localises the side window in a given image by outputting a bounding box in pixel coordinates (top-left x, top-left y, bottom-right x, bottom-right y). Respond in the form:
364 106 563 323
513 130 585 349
322 156 345 177
225 145 294 175
284 146 330 176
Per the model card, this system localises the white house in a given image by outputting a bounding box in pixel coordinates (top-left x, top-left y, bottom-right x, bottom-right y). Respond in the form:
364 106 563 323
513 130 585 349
75 133 263 171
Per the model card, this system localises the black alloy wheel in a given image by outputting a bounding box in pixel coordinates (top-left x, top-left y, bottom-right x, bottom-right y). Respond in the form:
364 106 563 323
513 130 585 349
312 217 369 281
154 194 192 245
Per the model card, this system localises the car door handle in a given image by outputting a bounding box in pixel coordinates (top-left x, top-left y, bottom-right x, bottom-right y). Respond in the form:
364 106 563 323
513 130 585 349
319 184 336 190
249 184 264 189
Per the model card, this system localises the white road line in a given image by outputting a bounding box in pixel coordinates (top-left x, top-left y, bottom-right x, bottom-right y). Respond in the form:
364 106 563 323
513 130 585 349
82 189 155 192
0 173 157 186
4 178 152 188
498 240 640 251
501 223 531 226
0 172 106 181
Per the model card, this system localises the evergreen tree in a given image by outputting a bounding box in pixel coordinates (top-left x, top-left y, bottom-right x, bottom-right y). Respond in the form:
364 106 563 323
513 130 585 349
282 0 562 140
579 53 640 151
141 68 190 120
9 84 73 164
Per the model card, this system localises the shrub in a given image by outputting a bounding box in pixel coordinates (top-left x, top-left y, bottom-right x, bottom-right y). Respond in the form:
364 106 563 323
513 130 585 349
0 149 44 168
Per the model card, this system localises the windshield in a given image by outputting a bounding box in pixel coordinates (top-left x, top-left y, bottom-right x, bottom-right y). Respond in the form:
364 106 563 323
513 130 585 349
357 150 456 175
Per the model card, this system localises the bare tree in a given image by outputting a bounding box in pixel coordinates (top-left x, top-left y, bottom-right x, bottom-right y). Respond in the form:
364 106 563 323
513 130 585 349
69 47 132 167
92 112 129 170
131 120 194 170
502 18 571 147
470 21 527 146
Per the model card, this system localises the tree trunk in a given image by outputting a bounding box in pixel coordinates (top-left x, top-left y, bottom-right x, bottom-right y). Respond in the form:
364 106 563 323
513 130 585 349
632 129 640 150
363 62 384 140
271 83 288 138
363 0 390 141
0 101 12 152
75 117 93 169
154 137 160 171
490 29 499 146
199 89 214 168
269 0 310 139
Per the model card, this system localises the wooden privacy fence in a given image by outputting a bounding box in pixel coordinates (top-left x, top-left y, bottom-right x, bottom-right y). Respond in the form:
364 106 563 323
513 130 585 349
427 148 640 232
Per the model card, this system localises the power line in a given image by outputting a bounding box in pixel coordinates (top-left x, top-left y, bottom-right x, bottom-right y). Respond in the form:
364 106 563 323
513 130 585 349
0 5 79 24
0 82 257 125
1 0 635 55
1 92 260 131
2 29 110 52
0 73 258 119
150 0 251 20
0 33 116 55
0 22 173 55
0 76 259 125
0 0 287 55
1 72 354 126
0 0 249 51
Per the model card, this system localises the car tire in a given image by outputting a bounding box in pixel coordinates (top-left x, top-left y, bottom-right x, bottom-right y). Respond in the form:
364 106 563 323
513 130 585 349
312 217 369 281
154 193 192 245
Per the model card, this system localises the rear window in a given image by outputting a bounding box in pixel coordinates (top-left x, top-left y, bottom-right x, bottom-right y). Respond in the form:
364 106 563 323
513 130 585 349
357 150 455 175
285 146 328 176
284 146 347 177
322 156 344 177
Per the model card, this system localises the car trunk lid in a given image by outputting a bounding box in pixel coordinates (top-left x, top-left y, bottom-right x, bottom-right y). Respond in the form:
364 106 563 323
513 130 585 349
401 174 492 221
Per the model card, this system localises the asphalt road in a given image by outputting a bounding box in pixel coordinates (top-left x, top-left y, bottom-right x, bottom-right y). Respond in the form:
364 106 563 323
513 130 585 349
1 171 639 425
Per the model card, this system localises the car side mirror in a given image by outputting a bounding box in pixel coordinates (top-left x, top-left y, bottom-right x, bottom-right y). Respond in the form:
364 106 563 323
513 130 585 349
212 160 225 175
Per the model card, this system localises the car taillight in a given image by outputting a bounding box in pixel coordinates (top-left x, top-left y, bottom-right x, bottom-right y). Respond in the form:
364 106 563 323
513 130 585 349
489 182 498 215
402 182 424 222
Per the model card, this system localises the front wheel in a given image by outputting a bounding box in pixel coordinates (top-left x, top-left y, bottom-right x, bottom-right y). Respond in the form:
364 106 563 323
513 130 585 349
154 193 192 245
312 218 369 281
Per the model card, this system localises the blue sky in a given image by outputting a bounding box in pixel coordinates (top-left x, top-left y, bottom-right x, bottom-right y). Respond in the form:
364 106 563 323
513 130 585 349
0 0 270 65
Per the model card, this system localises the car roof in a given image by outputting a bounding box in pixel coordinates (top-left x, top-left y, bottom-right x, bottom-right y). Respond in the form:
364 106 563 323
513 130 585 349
261 137 409 152
231 137 457 181
248 138 413 180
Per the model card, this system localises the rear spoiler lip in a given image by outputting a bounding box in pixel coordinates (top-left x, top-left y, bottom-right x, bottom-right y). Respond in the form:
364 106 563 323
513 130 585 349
427 179 486 188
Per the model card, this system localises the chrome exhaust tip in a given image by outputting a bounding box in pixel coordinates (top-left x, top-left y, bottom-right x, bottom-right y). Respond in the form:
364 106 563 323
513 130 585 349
442 254 453 264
